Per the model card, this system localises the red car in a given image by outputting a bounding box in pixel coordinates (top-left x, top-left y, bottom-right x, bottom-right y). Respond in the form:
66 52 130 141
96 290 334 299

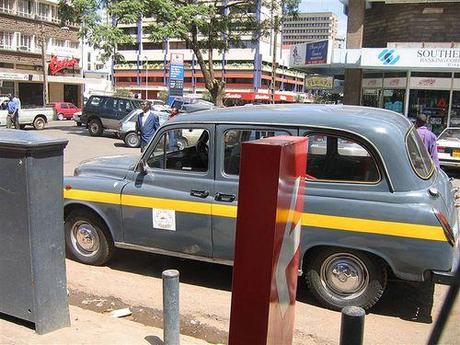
53 102 81 120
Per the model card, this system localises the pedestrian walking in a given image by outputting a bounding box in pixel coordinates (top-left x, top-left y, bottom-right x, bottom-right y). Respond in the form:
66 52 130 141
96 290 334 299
136 101 160 153
6 94 19 129
416 114 440 168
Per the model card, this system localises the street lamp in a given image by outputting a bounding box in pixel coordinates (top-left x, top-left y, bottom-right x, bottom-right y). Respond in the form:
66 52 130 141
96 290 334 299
144 55 148 99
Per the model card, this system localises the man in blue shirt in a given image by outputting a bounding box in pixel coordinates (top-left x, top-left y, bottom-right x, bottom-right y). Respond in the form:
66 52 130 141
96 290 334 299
6 94 19 129
136 101 160 152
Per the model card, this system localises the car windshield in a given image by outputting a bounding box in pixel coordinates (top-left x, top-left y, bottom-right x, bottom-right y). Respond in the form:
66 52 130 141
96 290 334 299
438 128 460 141
406 127 434 179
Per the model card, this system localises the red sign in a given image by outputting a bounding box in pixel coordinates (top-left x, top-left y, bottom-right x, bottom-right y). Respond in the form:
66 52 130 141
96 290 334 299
225 92 296 102
229 136 307 345
49 56 78 75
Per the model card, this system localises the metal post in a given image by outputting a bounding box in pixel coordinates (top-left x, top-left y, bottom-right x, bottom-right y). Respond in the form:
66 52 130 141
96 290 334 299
339 306 365 345
145 56 148 99
162 269 180 345
40 23 48 106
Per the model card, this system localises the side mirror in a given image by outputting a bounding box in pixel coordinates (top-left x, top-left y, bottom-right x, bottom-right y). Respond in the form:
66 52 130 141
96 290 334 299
137 160 149 174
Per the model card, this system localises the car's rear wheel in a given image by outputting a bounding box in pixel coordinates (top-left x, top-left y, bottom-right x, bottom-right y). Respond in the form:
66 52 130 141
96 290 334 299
57 113 65 121
88 118 103 136
305 248 386 310
65 209 114 265
124 132 140 148
33 116 46 130
76 122 82 127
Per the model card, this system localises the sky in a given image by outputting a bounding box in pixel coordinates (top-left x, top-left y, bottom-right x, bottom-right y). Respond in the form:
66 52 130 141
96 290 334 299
299 0 347 37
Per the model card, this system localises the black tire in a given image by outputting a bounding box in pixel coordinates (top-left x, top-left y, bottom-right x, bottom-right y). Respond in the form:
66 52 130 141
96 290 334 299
88 118 103 136
304 248 387 310
76 122 82 127
33 116 46 130
64 209 114 265
124 131 140 148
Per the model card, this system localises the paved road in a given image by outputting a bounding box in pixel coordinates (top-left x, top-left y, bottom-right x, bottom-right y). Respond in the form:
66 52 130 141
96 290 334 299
38 121 459 344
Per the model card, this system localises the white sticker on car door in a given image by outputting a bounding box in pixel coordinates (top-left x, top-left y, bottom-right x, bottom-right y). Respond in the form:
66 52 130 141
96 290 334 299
152 208 176 231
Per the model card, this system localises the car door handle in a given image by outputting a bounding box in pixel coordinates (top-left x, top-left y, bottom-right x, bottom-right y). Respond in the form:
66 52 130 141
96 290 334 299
190 189 209 198
215 192 236 202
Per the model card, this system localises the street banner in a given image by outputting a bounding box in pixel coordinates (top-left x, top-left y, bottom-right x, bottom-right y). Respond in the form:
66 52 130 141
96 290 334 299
167 53 185 106
229 136 307 345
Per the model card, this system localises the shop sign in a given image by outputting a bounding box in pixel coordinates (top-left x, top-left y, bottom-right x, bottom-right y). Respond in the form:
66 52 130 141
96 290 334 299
167 53 184 105
453 78 460 90
0 72 29 81
225 92 295 102
49 56 78 75
383 77 407 88
409 77 452 89
290 44 307 66
305 76 334 89
362 78 383 88
305 40 329 65
362 48 460 69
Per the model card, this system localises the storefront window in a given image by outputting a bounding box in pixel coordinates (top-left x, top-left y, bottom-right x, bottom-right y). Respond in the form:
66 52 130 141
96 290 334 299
450 91 460 127
0 80 14 95
362 89 381 108
408 90 450 136
383 89 405 114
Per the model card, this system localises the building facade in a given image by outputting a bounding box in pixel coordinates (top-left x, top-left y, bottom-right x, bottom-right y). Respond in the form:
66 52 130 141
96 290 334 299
114 5 307 104
290 0 460 135
0 0 83 106
282 12 338 47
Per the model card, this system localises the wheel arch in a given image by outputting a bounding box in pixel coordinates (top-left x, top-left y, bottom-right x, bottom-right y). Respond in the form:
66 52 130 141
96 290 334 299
34 114 48 123
300 244 393 278
64 201 118 243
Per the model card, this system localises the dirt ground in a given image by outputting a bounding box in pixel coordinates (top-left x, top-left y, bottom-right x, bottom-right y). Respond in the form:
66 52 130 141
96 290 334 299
40 121 459 344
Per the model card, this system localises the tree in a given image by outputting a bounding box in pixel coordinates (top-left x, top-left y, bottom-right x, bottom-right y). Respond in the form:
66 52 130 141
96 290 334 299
59 0 299 106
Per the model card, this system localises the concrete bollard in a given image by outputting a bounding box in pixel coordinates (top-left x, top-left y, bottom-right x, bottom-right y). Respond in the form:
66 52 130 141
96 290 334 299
162 269 180 345
340 306 365 345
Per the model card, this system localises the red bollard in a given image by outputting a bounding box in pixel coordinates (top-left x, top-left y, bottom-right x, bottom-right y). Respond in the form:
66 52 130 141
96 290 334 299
228 136 307 345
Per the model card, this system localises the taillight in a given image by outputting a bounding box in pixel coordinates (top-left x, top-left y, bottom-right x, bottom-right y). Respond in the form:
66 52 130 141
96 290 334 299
433 208 455 246
437 146 445 153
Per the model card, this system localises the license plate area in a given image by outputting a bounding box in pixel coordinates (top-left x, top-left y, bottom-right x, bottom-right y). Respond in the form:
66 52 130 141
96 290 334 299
452 149 460 158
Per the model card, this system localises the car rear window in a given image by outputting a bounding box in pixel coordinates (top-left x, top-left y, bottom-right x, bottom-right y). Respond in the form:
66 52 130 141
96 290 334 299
439 128 460 141
406 128 434 179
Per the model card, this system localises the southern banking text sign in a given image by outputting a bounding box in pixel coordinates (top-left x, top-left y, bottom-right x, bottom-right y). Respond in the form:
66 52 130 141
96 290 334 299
229 136 307 345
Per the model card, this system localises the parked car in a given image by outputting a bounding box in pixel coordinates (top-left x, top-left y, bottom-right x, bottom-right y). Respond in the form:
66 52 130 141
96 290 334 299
171 97 215 113
0 104 55 130
63 105 458 311
53 102 81 120
80 95 143 136
437 127 460 168
118 109 169 148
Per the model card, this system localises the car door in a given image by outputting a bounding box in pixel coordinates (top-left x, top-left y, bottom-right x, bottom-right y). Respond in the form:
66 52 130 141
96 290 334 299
212 125 298 262
100 97 118 129
121 123 215 257
61 103 71 116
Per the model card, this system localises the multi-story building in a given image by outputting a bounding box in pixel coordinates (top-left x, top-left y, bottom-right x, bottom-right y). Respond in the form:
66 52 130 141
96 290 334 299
282 12 338 47
0 0 83 106
113 5 307 104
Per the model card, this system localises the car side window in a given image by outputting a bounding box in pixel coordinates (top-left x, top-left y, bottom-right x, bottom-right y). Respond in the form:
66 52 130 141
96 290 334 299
61 103 69 109
147 128 209 173
89 96 101 106
223 129 289 176
304 133 380 183
102 97 117 112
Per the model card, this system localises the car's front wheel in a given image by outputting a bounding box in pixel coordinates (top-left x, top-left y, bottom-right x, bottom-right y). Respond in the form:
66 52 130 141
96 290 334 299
65 209 114 265
88 118 103 136
304 248 386 310
124 132 140 148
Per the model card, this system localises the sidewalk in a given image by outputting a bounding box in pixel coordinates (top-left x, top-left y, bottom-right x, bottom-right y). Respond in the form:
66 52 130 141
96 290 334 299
0 306 210 345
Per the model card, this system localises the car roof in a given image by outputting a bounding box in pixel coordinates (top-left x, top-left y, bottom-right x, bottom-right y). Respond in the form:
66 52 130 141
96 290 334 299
90 95 141 101
172 104 412 136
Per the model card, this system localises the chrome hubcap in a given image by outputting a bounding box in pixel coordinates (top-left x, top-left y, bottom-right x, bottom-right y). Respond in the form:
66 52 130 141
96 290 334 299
70 221 100 257
90 123 99 133
127 134 138 145
320 253 369 299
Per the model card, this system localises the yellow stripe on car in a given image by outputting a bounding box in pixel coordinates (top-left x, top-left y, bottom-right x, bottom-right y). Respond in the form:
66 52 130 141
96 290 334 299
64 189 447 242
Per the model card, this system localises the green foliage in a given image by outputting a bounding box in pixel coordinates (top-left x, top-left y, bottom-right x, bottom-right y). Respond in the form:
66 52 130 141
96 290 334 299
113 88 133 98
157 90 168 102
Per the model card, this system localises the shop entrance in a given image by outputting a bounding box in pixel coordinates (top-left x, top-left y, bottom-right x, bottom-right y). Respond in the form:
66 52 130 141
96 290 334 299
19 83 43 107
64 84 79 106
409 90 450 136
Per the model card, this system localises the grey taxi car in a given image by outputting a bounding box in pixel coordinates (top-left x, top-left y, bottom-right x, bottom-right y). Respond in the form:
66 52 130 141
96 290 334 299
63 104 459 310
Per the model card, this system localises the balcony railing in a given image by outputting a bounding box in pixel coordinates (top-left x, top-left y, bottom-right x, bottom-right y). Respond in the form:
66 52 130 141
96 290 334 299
0 6 61 25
